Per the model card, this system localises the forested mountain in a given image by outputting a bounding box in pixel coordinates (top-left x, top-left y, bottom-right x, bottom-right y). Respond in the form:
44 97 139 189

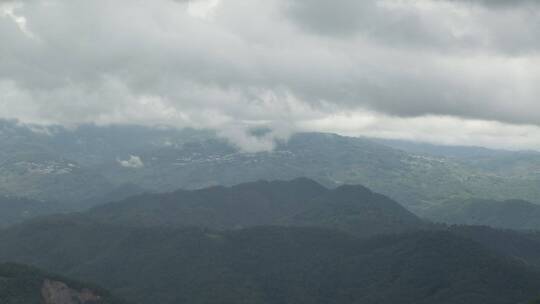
85 178 426 237
378 138 540 180
0 219 539 304
0 151 115 204
97 132 540 214
3 120 540 303
0 196 70 228
373 138 522 159
1 120 540 217
0 263 127 304
3 1 540 303
425 199 540 230
1 176 540 303
449 226 540 268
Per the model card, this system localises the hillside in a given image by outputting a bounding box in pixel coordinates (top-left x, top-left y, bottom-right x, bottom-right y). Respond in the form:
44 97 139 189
2 121 540 215
0 196 70 228
0 263 126 304
85 178 426 237
97 132 540 213
425 199 540 230
0 152 115 204
0 219 539 304
449 226 540 268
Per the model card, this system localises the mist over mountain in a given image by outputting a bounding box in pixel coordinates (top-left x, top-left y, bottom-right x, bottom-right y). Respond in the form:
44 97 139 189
3 1 540 303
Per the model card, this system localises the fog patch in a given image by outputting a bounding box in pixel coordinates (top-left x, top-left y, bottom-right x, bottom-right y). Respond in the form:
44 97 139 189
118 155 144 169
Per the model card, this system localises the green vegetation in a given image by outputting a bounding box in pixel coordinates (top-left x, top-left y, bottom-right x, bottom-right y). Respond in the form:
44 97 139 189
1 120 540 219
0 263 127 304
2 120 540 303
0 196 67 228
86 178 426 238
424 198 540 230
1 220 539 304
0 151 115 204
0 178 539 303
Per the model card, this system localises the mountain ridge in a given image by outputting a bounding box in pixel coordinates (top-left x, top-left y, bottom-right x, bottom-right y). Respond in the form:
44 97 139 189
85 178 426 237
425 198 540 230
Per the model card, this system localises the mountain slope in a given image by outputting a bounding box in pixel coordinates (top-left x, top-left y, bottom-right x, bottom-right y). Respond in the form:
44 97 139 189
3 120 540 214
98 132 540 213
0 152 114 204
425 199 540 230
86 178 426 237
449 226 540 268
0 219 539 304
0 263 126 304
0 196 69 228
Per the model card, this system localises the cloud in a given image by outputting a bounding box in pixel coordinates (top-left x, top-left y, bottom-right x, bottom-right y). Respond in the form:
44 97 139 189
448 0 540 9
0 2 35 38
187 0 221 20
300 110 540 151
0 0 539 151
284 0 540 54
118 155 144 169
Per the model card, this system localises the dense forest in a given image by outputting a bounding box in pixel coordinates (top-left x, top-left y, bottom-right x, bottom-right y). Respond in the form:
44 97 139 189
425 198 540 230
85 178 426 237
0 179 540 303
0 263 127 304
1 221 540 304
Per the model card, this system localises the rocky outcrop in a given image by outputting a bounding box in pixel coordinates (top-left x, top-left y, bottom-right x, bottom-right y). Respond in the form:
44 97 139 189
41 279 102 304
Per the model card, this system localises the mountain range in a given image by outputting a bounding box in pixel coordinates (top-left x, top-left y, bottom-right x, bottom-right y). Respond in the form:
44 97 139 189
3 121 540 303
1 179 540 304
1 120 539 220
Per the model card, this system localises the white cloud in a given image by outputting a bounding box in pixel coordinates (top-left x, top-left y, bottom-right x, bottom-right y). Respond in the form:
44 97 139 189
0 2 35 38
300 110 540 151
187 0 221 20
118 155 144 169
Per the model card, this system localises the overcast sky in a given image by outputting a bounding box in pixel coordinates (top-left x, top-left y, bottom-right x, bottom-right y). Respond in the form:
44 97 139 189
1 0 539 151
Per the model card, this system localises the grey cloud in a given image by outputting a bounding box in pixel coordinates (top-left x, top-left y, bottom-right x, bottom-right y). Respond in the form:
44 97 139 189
284 0 449 45
1 0 540 151
448 0 540 9
283 0 540 54
284 0 372 36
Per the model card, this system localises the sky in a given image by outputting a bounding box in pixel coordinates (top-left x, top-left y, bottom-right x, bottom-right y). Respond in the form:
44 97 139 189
0 0 539 151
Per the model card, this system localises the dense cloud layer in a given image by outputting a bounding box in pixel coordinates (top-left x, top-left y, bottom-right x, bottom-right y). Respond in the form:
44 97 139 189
0 0 539 151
